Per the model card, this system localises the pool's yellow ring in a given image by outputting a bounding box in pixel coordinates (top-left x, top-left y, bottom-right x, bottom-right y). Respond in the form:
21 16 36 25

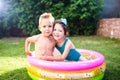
26 62 106 79
27 71 105 80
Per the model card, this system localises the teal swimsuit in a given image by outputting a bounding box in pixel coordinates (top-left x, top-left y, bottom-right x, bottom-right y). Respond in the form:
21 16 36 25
55 38 81 61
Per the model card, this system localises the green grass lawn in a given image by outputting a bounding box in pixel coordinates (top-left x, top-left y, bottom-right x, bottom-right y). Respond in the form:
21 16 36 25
0 36 120 80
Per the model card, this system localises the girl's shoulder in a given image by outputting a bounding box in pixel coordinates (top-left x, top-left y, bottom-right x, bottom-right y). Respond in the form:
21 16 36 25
65 37 69 41
64 37 71 45
66 37 71 42
65 37 75 48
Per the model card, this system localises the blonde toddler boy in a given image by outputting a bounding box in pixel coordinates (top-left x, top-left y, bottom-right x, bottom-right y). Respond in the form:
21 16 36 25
25 12 56 59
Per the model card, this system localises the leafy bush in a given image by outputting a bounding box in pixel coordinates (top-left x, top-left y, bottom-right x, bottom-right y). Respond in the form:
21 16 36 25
67 0 103 35
0 0 103 37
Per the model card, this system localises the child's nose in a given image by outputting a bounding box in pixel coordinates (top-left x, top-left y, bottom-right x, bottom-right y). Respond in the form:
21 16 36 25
46 27 49 30
56 31 59 34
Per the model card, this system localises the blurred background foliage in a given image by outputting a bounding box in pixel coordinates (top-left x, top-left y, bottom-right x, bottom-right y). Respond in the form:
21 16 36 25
0 0 103 38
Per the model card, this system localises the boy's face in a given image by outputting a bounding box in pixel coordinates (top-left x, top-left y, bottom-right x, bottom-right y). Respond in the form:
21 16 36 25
39 18 53 37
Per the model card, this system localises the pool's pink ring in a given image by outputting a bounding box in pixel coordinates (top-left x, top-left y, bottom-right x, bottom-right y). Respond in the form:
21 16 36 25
27 49 105 71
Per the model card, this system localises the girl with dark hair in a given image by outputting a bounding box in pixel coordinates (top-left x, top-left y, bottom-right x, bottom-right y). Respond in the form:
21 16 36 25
40 18 89 61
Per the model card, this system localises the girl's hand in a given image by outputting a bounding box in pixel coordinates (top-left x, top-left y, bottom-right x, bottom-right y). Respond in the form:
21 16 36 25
39 56 47 60
39 56 50 60
39 56 53 61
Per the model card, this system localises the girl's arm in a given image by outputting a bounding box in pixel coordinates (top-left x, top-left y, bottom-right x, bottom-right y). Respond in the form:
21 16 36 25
40 41 72 61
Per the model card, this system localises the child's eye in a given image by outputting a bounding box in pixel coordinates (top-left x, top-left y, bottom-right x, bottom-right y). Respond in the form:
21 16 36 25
54 29 56 31
43 26 46 28
48 26 52 28
59 30 62 32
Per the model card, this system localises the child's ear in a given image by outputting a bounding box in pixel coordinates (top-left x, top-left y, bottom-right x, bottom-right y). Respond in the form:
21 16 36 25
38 25 41 31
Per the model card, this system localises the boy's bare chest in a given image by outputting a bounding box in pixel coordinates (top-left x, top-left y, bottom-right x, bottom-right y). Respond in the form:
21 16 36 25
35 38 54 48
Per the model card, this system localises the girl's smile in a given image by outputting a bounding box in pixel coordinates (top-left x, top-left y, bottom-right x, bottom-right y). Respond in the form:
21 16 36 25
53 23 65 41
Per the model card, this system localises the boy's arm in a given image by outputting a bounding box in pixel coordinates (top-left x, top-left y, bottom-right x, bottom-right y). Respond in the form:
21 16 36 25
25 38 32 56
25 35 39 56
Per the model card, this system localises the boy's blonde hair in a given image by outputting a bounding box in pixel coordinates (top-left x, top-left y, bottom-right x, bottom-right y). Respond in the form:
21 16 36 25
39 12 54 27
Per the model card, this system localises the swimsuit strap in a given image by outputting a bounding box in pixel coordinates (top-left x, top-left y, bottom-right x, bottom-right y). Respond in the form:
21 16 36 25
62 38 68 48
56 38 69 54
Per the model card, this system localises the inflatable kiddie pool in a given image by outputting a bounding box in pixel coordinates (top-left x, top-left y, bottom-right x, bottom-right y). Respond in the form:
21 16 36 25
26 49 106 80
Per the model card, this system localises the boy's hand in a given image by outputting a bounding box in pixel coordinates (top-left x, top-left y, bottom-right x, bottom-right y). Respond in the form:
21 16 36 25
26 51 32 56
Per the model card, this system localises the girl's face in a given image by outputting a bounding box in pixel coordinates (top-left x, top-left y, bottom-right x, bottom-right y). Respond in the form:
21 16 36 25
39 18 53 37
53 23 65 41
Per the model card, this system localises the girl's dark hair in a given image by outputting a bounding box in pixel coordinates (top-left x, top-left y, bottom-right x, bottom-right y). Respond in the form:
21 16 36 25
53 19 68 36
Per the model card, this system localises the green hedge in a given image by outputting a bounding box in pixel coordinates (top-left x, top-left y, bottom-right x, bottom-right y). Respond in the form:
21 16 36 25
0 0 103 37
